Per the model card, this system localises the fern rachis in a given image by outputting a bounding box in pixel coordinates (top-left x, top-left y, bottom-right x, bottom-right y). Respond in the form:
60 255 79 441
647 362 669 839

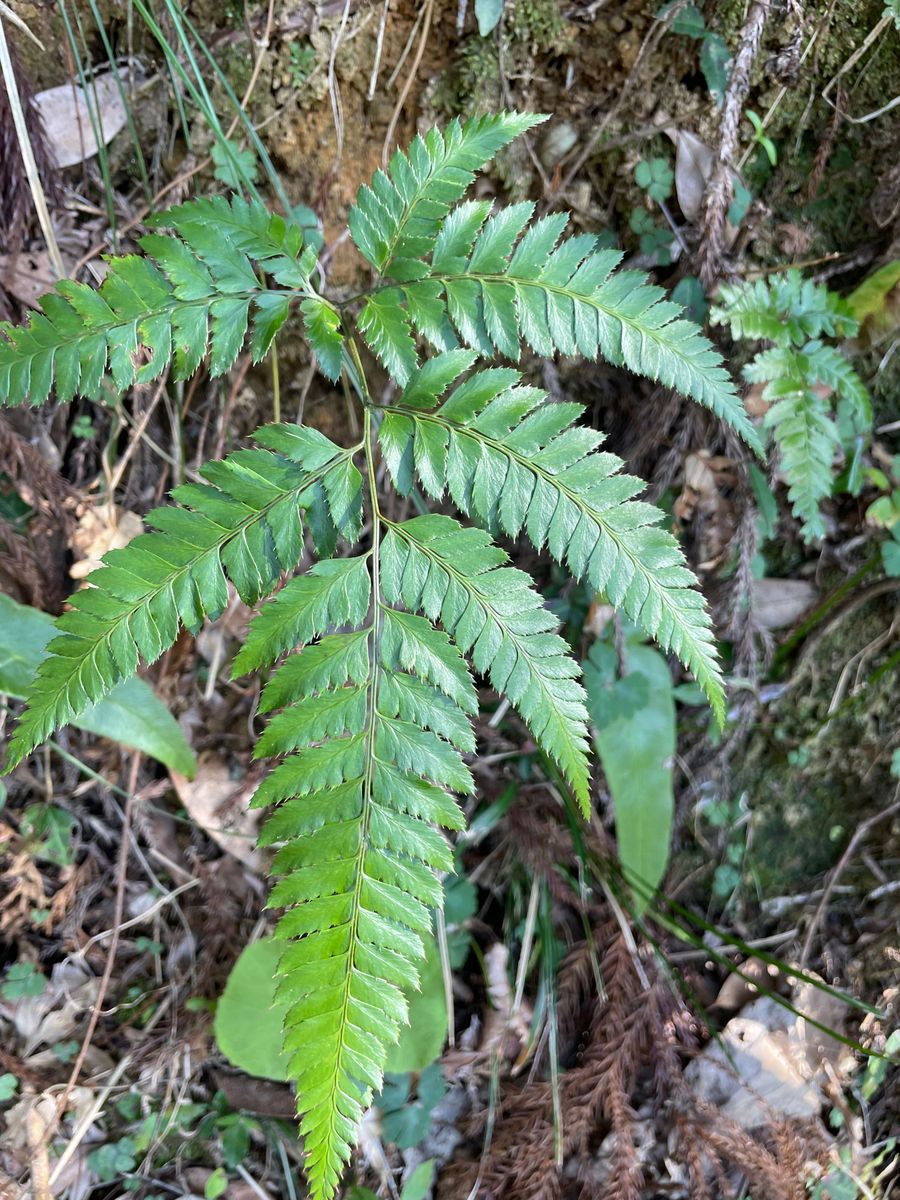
0 113 759 1198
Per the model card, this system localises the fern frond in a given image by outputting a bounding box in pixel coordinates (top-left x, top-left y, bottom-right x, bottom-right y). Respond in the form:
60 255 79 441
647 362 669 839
5 432 353 768
379 354 726 720
381 513 591 811
712 269 859 347
743 335 868 543
763 388 837 543
0 196 319 408
240 572 474 1198
358 205 760 454
348 112 546 280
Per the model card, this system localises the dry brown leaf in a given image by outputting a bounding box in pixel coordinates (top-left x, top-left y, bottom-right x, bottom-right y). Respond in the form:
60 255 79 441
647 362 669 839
33 75 128 169
752 578 816 630
745 381 770 418
170 754 263 870
3 961 98 1056
672 129 715 224
674 450 738 571
69 503 143 581
0 250 59 309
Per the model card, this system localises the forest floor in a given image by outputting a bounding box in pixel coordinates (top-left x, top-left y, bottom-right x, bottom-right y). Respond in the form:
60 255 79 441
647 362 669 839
1 1 899 1198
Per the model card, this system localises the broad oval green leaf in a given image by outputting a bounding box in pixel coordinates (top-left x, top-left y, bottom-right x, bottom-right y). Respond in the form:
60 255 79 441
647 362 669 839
214 938 292 1082
383 935 448 1074
476 0 504 36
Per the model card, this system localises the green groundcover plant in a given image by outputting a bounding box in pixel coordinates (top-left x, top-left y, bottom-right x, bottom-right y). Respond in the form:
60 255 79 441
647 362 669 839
0 113 758 1197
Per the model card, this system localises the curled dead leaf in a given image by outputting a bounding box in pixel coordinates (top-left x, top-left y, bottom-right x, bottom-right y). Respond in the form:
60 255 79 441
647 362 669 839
686 982 848 1129
170 754 263 871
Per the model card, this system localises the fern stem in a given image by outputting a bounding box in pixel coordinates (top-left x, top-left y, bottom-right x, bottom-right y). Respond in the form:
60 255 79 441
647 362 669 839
270 342 281 424
311 407 384 1174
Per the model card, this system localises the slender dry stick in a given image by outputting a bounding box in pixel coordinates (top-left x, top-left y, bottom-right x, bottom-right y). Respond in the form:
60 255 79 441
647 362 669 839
367 0 391 100
0 14 65 277
381 0 433 169
799 792 900 969
48 753 141 1135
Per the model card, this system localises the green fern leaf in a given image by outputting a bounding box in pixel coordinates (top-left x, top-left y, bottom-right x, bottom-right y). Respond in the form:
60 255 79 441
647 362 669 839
0 198 320 408
0 118 759 1200
363 208 761 453
380 355 726 720
301 297 345 381
242 570 473 1197
5 435 351 768
357 290 419 386
761 385 837 543
381 513 591 812
348 112 546 278
729 275 873 544
712 270 859 347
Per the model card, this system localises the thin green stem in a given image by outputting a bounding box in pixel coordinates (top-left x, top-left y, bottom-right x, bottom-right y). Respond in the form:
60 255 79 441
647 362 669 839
270 341 281 424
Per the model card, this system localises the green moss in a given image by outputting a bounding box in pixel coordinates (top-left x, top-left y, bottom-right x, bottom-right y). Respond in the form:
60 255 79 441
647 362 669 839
507 0 565 54
738 592 899 896
434 36 502 117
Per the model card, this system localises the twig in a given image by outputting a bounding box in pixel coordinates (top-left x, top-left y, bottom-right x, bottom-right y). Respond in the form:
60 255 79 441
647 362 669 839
697 0 772 287
48 1054 133 1188
48 754 141 1137
381 0 433 169
74 878 200 955
107 373 170 498
799 791 900 969
367 0 391 100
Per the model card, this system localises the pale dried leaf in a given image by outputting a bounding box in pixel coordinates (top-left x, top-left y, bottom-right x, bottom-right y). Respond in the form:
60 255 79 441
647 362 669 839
752 578 816 630
0 250 59 309
33 75 128 169
673 130 715 223
69 504 143 581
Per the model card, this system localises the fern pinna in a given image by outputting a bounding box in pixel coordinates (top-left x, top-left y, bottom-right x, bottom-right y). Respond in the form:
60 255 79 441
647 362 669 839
0 114 757 1197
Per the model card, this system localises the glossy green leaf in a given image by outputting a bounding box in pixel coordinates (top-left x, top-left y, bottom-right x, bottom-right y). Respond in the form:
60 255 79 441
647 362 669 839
584 641 676 914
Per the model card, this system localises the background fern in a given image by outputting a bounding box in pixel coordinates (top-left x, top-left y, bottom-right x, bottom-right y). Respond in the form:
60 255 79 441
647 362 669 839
0 113 758 1198
712 271 871 542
